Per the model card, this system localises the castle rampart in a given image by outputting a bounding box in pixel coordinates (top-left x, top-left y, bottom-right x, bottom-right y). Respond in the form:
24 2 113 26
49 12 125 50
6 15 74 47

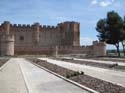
0 21 106 56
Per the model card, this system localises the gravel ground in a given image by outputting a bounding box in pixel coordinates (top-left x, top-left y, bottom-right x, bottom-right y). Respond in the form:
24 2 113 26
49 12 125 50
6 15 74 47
28 58 125 93
0 58 9 67
28 58 74 77
54 58 125 71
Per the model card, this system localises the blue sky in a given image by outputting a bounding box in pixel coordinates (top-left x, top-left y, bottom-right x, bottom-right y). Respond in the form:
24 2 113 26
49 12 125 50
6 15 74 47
0 0 125 49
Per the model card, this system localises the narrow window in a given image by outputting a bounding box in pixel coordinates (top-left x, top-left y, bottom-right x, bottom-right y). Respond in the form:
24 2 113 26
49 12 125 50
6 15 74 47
19 36 24 41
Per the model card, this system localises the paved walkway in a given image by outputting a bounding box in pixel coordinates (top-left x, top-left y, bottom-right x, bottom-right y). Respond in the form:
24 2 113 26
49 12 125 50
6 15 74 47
0 58 89 93
73 58 125 66
60 57 125 66
0 58 27 93
39 58 125 87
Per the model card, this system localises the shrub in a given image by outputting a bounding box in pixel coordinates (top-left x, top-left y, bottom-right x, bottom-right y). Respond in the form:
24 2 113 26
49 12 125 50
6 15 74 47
66 71 84 78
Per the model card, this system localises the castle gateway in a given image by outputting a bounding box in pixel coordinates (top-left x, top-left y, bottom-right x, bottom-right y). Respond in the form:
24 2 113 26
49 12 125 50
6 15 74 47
0 21 106 56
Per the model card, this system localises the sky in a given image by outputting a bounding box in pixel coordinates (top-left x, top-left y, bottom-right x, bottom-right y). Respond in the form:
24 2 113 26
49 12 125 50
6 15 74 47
0 0 125 49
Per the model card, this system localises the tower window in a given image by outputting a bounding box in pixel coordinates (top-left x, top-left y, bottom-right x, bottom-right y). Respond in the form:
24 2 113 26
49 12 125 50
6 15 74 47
19 36 24 41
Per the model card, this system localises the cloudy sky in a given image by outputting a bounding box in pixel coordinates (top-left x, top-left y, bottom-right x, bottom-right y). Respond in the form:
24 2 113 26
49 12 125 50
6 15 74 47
0 0 125 49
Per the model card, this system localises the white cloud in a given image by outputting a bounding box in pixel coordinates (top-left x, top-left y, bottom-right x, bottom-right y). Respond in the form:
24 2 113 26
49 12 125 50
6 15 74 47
91 0 116 7
91 0 98 5
80 37 96 45
49 16 78 23
99 1 112 7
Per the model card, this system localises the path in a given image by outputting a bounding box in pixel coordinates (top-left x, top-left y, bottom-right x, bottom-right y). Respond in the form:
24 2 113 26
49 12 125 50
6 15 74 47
0 58 27 93
60 57 125 66
39 58 125 87
0 58 90 93
73 58 125 66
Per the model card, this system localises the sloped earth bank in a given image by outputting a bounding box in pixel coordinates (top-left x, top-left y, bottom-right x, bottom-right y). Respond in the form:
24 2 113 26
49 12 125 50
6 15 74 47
27 58 125 93
53 58 125 71
0 58 9 67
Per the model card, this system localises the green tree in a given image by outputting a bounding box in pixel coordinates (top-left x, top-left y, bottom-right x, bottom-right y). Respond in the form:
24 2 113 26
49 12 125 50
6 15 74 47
120 16 125 56
96 19 107 41
96 11 123 57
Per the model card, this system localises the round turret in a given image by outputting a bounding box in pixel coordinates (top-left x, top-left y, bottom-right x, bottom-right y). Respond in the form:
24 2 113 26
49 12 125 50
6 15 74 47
0 21 15 56
1 34 14 56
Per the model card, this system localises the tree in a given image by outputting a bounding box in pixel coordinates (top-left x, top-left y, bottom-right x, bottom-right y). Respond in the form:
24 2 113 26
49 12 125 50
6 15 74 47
120 16 125 56
96 11 123 57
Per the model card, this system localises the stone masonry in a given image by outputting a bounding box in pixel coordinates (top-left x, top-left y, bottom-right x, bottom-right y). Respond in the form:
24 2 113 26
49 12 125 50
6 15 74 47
0 21 106 56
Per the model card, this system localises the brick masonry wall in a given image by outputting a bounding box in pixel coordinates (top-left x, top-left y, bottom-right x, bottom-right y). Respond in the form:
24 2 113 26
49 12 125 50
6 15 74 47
14 41 106 56
0 21 106 56
14 46 93 55
10 25 60 47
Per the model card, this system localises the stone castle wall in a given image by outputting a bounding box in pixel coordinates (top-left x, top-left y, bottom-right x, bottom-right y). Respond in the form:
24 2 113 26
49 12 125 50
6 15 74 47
9 23 60 47
0 21 80 48
14 41 106 56
0 21 106 56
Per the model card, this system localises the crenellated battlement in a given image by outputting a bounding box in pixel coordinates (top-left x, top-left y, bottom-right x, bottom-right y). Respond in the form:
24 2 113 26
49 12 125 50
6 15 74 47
11 24 32 28
0 22 59 31
41 25 57 29
0 21 80 32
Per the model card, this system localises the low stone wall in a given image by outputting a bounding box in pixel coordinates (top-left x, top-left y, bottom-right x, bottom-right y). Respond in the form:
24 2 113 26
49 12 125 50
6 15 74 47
14 46 93 55
0 40 106 56
15 47 53 55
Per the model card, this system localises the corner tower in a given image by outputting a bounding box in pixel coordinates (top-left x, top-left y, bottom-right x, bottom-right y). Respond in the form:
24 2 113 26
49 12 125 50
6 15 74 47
70 22 80 46
0 21 14 56
58 21 80 46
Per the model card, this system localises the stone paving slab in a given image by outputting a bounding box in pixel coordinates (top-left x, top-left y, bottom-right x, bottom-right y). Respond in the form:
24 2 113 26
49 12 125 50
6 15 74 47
39 58 125 87
0 58 90 93
18 58 89 93
60 57 125 66
73 58 125 66
0 58 28 93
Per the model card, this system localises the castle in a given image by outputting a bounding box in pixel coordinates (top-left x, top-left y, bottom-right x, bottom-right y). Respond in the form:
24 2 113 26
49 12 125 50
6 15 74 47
0 21 106 56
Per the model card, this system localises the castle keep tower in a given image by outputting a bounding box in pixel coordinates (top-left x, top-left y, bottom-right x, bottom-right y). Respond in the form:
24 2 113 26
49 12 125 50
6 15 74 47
58 21 80 46
71 22 80 46
0 21 14 56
